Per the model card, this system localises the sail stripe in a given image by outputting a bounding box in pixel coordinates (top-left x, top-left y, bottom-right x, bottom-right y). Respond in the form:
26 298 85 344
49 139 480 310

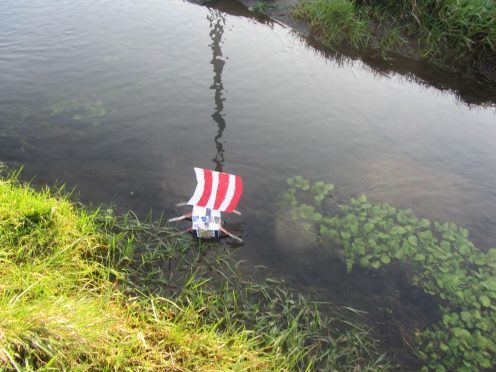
219 174 236 211
187 168 205 206
225 175 243 212
197 169 213 206
205 170 220 208
214 172 230 210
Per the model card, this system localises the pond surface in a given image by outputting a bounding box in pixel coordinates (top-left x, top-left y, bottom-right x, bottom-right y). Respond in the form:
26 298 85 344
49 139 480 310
1 0 496 358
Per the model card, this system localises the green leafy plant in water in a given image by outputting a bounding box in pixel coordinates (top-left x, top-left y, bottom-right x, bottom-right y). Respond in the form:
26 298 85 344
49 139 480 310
48 99 107 122
281 176 496 371
286 175 334 206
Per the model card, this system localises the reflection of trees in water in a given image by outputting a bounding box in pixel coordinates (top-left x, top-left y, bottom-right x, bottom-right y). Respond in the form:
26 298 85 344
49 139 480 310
208 9 226 172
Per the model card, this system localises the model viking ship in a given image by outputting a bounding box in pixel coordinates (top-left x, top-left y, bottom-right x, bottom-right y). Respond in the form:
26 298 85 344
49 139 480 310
168 168 243 242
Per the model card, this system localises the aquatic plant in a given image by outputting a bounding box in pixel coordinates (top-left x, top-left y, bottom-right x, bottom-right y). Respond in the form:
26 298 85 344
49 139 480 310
48 98 107 122
282 175 496 370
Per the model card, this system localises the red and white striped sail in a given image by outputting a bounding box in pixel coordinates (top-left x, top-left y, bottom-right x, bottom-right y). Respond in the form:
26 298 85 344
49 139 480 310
187 168 243 213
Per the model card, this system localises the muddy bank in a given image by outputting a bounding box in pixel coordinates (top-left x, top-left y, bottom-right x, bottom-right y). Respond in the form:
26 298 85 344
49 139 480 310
237 0 310 35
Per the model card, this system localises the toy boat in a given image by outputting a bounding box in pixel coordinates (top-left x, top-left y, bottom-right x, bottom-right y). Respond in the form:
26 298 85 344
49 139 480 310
168 167 243 242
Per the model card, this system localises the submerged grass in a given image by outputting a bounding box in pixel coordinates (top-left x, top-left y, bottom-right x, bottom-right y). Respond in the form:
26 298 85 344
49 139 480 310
0 172 389 370
102 210 390 370
294 0 496 78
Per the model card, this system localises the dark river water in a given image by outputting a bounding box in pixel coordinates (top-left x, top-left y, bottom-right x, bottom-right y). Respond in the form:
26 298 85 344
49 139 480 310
1 0 496 356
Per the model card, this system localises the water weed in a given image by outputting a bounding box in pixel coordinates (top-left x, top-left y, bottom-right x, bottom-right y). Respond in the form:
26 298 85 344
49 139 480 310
282 175 496 370
47 98 107 123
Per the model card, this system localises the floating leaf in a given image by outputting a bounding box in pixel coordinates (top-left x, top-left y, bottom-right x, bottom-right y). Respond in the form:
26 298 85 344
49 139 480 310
371 261 381 269
414 254 425 261
452 327 471 339
391 226 406 235
370 205 383 217
313 212 323 222
478 357 491 368
474 334 489 348
481 279 496 292
363 223 374 233
419 218 431 228
408 235 418 247
314 194 325 204
459 244 471 255
471 254 486 266
460 311 471 323
350 223 359 234
440 241 451 251
380 255 391 264
448 337 460 348
479 296 490 307
358 195 367 203
354 242 365 255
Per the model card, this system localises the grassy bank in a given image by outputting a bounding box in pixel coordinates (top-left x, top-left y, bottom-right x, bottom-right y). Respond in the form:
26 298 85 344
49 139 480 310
0 173 282 370
293 0 496 79
0 172 388 370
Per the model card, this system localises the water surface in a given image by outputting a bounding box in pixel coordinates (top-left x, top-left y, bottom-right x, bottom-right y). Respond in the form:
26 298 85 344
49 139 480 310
1 0 496 355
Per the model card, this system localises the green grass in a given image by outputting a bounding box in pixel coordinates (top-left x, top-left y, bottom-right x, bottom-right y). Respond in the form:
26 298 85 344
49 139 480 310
294 0 369 49
0 172 389 370
294 0 496 78
0 174 284 370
